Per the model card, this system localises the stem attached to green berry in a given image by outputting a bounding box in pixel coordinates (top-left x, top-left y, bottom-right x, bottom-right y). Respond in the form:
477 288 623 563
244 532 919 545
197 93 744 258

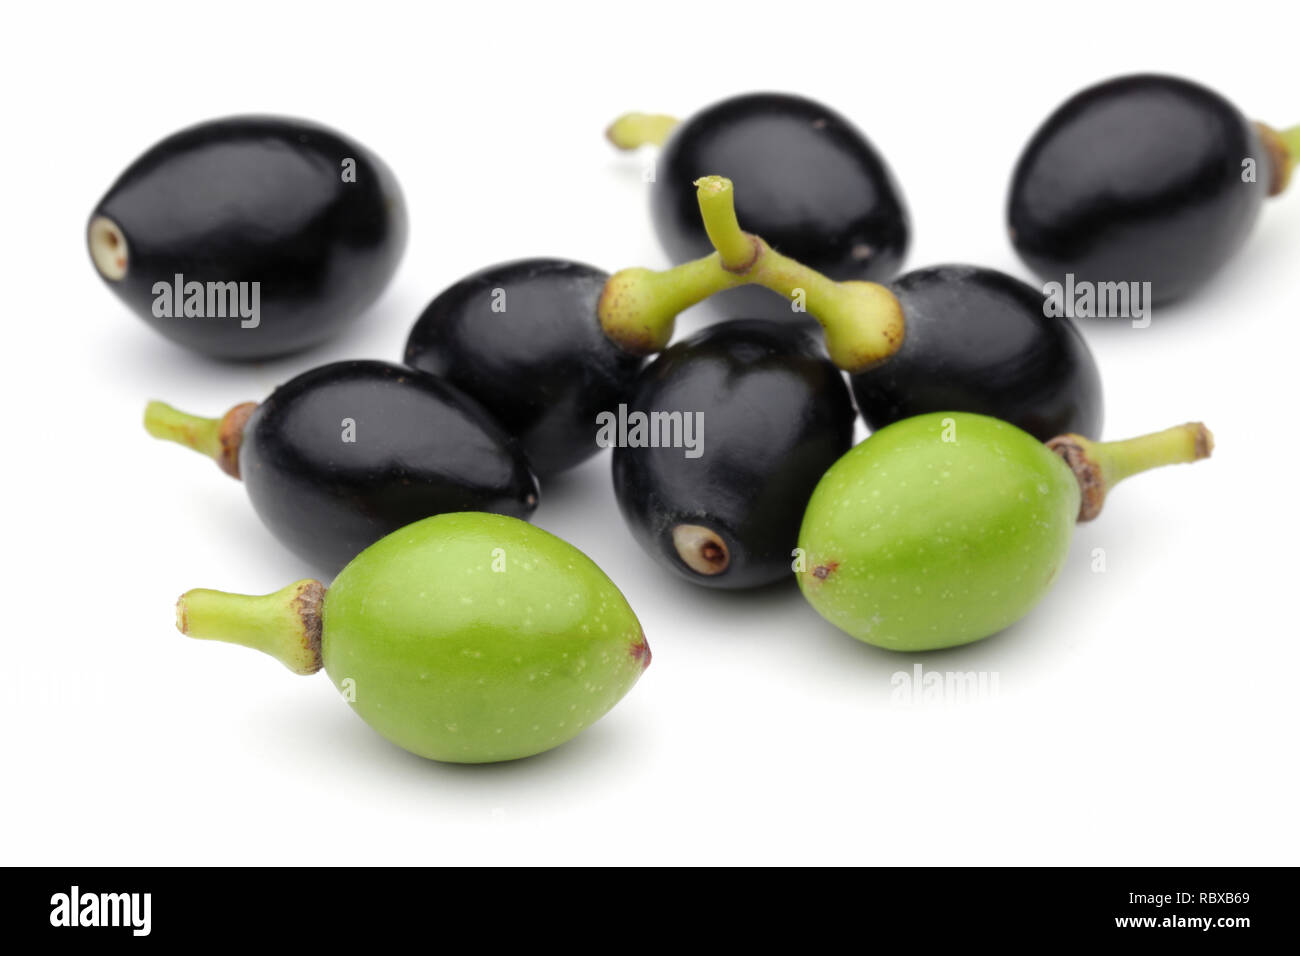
1047 422 1214 522
176 580 326 675
598 176 906 372
605 112 680 150
144 399 257 479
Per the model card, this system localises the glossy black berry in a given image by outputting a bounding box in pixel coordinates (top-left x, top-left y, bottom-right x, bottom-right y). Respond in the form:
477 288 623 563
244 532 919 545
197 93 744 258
89 116 406 359
613 319 855 589
404 259 643 477
146 361 537 574
851 266 1103 442
1008 74 1280 305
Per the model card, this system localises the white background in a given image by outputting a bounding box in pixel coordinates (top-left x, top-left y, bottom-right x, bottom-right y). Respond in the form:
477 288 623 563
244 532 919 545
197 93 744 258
4 0 1297 866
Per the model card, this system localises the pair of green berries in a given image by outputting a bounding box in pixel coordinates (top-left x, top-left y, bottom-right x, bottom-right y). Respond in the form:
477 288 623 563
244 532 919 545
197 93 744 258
181 412 1210 763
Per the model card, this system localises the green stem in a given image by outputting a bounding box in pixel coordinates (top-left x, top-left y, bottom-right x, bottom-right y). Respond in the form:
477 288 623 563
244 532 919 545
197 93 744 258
144 401 222 459
694 176 906 371
605 112 679 150
1280 125 1300 189
1090 423 1213 486
1258 122 1299 196
1280 125 1300 163
599 256 747 355
176 580 326 675
144 399 256 478
599 176 905 372
1047 422 1214 522
696 176 759 270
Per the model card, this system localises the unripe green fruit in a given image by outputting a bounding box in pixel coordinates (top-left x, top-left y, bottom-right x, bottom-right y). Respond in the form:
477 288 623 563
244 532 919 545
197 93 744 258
177 513 650 764
797 412 1211 651
324 513 649 762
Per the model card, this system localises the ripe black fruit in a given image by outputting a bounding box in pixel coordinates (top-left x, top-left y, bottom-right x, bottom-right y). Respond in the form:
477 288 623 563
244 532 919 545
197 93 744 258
89 116 406 359
145 361 538 573
612 320 854 589
851 266 1103 442
404 259 643 477
1008 74 1296 305
620 93 910 321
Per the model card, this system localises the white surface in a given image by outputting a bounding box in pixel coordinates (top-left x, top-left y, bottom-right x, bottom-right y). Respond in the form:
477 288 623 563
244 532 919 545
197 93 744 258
3 0 1297 866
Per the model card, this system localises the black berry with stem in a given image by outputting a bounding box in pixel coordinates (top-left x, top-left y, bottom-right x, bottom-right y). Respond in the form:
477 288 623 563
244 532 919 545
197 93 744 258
402 181 900 478
612 319 854 589
88 116 406 360
144 360 538 573
608 93 910 321
1008 73 1298 305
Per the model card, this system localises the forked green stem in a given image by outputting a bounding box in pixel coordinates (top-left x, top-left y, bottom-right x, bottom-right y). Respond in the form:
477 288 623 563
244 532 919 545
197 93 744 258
605 112 680 150
144 399 257 478
1048 422 1214 522
176 580 327 675
599 176 905 372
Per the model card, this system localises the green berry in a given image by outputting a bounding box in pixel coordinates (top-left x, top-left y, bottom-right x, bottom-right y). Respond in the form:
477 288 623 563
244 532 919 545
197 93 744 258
797 412 1211 651
177 513 650 764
